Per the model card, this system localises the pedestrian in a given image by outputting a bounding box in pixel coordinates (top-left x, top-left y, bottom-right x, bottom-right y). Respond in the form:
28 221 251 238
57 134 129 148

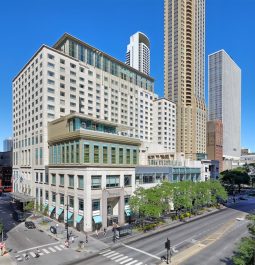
103 227 107 237
85 234 88 244
95 229 99 238
71 235 74 244
25 252 29 260
65 240 69 248
35 248 40 258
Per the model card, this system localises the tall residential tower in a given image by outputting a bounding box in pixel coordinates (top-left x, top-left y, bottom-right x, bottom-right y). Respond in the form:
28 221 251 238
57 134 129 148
208 50 241 158
164 0 206 159
126 32 150 76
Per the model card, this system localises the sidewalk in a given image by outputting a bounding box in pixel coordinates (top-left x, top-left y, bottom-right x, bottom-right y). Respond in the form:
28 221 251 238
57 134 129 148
0 254 16 265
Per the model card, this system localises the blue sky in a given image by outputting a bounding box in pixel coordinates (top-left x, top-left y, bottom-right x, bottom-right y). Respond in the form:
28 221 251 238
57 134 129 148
0 0 254 151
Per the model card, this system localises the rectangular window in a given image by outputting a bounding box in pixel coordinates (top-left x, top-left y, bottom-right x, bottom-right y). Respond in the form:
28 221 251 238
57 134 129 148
124 175 132 187
94 145 99 163
45 190 49 200
79 199 84 211
69 196 74 208
92 200 100 211
51 174 56 185
103 146 108 164
60 194 64 205
52 192 56 202
84 144 90 163
59 174 64 186
126 149 131 164
68 175 74 188
119 148 123 164
133 149 137 164
106 175 120 188
66 145 70 163
78 175 84 189
91 175 101 189
111 147 116 164
45 174 49 184
71 144 74 163
76 143 80 163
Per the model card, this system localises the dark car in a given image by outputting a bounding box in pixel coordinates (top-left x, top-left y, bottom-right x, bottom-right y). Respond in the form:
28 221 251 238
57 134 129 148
12 210 25 222
25 221 36 229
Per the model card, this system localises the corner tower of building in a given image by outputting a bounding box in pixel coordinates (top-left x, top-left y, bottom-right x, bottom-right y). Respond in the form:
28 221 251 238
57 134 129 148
164 0 206 159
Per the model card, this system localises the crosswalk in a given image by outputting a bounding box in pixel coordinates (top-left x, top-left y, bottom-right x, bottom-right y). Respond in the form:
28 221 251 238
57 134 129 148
99 249 145 265
15 244 65 261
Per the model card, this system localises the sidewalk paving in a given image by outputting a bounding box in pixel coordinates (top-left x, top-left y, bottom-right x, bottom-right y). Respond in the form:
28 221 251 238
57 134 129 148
0 254 16 265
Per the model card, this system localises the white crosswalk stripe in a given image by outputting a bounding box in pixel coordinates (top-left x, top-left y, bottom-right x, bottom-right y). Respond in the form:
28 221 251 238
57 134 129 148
125 260 139 265
30 252 36 258
60 244 65 249
48 247 57 252
115 256 130 262
42 248 50 254
120 258 133 264
99 249 111 255
135 263 143 265
111 254 124 260
105 252 120 258
103 251 115 256
54 245 62 251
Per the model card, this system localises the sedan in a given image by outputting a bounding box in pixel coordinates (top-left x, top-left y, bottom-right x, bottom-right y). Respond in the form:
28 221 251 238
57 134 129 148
25 221 36 229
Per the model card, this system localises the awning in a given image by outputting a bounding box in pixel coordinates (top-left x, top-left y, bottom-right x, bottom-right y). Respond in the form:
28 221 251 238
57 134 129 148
9 192 34 203
57 208 64 216
76 215 83 223
49 206 55 215
93 215 102 224
67 211 73 220
125 209 131 216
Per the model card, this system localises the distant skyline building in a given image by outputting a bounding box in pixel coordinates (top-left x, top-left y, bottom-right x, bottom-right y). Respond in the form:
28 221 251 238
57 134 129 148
126 32 150 76
206 120 223 172
208 50 241 158
3 138 12 152
164 0 206 159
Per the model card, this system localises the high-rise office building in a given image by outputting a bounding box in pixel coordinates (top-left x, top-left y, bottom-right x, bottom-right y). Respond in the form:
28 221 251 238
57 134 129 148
126 32 150 76
3 138 13 152
164 0 206 159
208 50 241 158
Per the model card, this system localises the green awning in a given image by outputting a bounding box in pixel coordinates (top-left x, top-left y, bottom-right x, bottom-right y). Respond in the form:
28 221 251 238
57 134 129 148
125 209 131 216
67 211 73 220
76 215 83 223
57 208 64 216
49 206 55 214
93 215 102 224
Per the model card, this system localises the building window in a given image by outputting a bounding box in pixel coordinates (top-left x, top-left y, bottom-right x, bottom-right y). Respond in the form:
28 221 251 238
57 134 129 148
103 146 108 164
106 175 120 188
124 196 130 205
45 190 49 200
78 199 84 211
69 196 74 208
68 175 74 188
94 145 99 163
84 144 90 163
51 174 56 186
133 150 137 164
78 175 84 189
143 175 154 184
60 194 64 205
119 148 123 164
52 192 56 202
92 200 100 211
91 176 101 189
45 174 49 184
124 175 132 187
59 174 64 186
126 149 131 164
111 147 116 164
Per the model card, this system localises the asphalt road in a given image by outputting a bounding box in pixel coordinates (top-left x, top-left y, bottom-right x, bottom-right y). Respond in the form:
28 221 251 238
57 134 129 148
63 198 255 265
0 195 82 265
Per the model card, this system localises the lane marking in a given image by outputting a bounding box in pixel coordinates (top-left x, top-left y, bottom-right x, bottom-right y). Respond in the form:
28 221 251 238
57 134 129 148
125 260 139 265
115 256 130 262
104 252 120 258
30 252 36 258
99 249 111 254
103 251 115 256
49 247 56 252
42 248 50 254
54 245 62 251
120 258 133 264
17 242 60 253
121 243 160 260
111 254 124 260
135 263 143 265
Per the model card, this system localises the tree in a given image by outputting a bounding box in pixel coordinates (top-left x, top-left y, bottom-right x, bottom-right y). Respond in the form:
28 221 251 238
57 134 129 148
232 214 255 265
24 201 35 212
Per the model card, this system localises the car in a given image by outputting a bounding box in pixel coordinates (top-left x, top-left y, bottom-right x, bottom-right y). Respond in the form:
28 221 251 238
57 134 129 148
12 210 25 222
25 221 36 229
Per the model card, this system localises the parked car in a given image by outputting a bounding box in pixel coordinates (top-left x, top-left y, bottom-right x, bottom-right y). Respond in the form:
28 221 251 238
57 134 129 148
25 221 36 229
12 210 25 222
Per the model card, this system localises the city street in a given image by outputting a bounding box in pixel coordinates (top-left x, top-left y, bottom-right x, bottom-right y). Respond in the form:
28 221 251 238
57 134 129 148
62 198 255 265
